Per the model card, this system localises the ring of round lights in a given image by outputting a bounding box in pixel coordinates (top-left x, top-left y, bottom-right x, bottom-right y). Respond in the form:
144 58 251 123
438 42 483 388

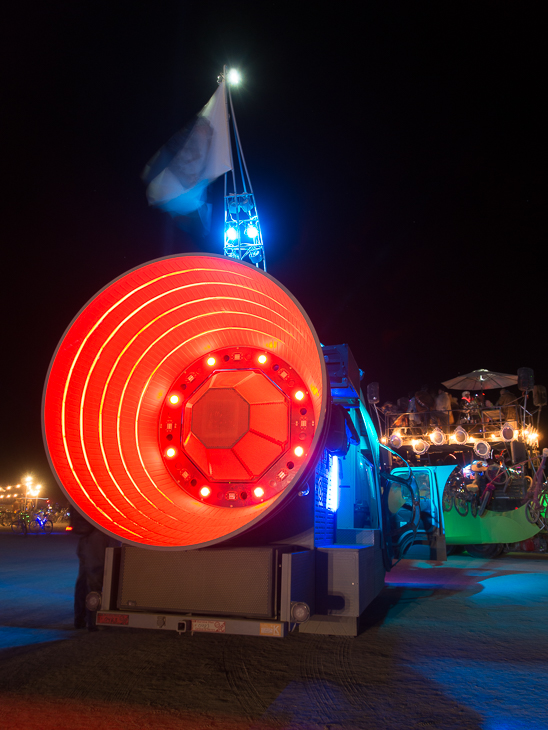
158 346 314 507
42 254 327 548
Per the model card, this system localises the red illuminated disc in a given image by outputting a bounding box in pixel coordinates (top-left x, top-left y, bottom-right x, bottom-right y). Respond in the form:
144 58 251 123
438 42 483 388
42 254 327 548
158 346 315 507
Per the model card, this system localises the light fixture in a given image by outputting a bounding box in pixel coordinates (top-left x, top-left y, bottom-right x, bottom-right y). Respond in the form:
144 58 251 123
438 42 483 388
226 226 238 241
290 602 310 623
166 447 177 458
453 426 468 445
294 446 304 457
389 433 402 449
474 440 491 459
245 224 258 239
249 248 263 263
294 390 305 401
412 439 429 455
227 68 241 85
200 486 211 498
254 486 265 498
206 356 216 366
501 422 514 441
258 354 267 364
169 394 180 405
430 428 445 446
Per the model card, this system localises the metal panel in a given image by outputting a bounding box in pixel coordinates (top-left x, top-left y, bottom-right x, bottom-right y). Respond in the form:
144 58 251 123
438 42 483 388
280 550 315 622
118 546 275 618
315 544 385 618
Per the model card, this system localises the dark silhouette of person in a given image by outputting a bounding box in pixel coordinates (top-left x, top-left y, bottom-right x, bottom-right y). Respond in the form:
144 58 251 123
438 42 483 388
71 508 119 630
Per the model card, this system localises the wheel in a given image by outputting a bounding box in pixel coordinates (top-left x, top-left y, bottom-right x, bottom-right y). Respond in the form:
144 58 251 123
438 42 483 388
28 519 40 533
43 520 53 534
442 490 453 512
465 543 504 559
446 545 463 556
470 499 478 518
526 501 541 524
478 489 492 517
11 520 27 535
454 498 469 516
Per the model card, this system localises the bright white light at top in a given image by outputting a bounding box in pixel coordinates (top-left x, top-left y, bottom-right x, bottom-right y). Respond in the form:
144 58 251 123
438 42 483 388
228 69 241 85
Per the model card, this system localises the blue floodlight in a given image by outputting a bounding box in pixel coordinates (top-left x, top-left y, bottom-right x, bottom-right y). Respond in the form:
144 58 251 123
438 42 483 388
245 224 258 239
226 226 238 241
249 248 263 263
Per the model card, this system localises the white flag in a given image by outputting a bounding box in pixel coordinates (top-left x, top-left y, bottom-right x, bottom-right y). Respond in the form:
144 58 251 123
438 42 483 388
143 81 232 216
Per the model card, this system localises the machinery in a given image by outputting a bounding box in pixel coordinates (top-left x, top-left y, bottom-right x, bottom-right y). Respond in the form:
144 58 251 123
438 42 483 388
43 254 434 636
376 384 548 558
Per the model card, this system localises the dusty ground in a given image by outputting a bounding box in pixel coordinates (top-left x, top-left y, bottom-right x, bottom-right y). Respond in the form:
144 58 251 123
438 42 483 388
1 527 547 730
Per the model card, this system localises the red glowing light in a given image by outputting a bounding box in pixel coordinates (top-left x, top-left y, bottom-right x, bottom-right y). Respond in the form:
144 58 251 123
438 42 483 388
206 356 216 366
258 354 267 364
168 394 180 405
294 390 305 401
43 254 327 548
254 487 265 498
294 446 304 457
183 369 288 481
200 486 211 498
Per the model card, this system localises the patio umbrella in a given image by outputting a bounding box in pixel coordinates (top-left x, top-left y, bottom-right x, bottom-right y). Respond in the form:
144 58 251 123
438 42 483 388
441 369 518 391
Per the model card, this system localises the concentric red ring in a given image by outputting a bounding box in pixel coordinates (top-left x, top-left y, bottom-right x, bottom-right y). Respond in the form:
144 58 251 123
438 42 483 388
43 254 327 548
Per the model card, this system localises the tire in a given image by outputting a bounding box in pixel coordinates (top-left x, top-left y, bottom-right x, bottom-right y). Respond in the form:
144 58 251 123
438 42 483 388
455 498 469 516
526 501 541 524
446 545 463 556
478 490 492 517
29 520 40 533
470 499 478 518
465 543 504 559
11 520 27 535
44 520 53 534
442 491 453 512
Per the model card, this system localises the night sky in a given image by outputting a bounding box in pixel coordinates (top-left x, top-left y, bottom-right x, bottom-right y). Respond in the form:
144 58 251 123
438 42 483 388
2 3 545 497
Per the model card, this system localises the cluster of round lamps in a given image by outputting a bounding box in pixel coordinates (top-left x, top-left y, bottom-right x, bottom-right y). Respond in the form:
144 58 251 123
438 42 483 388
387 421 529 458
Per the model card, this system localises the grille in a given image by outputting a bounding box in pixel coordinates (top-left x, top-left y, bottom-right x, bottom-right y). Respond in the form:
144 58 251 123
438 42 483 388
119 546 275 618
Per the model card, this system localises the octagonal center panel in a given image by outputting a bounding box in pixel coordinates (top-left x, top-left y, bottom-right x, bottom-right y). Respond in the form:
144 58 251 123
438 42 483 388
183 370 290 481
192 389 249 448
